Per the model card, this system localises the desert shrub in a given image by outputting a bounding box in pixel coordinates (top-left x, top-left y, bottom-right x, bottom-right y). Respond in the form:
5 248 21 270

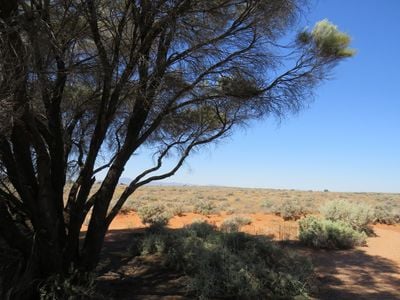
261 199 275 212
139 224 314 299
137 203 172 228
119 200 136 215
186 220 217 238
373 201 400 224
321 200 374 233
299 216 366 249
169 203 185 217
193 200 216 215
140 233 173 255
303 198 316 212
220 215 252 233
274 198 308 220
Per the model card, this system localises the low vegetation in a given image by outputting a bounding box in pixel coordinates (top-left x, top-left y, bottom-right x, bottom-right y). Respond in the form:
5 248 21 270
39 269 96 300
116 185 400 218
373 200 400 225
119 201 136 215
273 198 309 220
261 199 275 212
170 203 186 217
137 203 172 228
193 200 217 215
299 216 367 249
220 215 252 233
36 186 399 298
299 200 375 249
320 200 375 233
135 221 314 299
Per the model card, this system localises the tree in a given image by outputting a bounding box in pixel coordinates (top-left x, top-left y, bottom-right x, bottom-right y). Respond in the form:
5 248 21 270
0 0 354 297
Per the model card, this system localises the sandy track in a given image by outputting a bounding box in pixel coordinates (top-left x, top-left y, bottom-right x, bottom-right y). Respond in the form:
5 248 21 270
310 225 400 300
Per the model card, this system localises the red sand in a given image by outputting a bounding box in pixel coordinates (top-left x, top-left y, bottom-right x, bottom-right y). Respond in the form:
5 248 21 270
108 211 299 240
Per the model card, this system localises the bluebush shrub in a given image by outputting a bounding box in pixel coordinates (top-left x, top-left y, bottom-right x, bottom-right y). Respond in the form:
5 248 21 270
299 216 367 249
138 221 314 299
320 200 374 233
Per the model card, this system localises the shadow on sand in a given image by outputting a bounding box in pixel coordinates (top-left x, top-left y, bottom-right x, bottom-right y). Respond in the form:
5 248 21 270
281 241 400 300
95 228 190 300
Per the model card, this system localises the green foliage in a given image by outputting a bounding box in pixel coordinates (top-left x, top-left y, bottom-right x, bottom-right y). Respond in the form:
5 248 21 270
299 216 367 249
39 269 96 300
321 200 374 233
218 73 263 99
138 224 314 299
274 198 308 220
220 215 252 233
193 200 216 215
297 31 312 44
164 105 224 136
373 200 400 224
137 203 172 228
299 19 355 58
140 233 173 256
312 19 356 58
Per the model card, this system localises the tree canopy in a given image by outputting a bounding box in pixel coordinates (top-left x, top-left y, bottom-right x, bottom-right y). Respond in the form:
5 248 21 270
0 0 353 297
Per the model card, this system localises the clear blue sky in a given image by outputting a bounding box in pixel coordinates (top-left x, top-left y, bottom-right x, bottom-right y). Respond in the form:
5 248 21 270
121 0 400 193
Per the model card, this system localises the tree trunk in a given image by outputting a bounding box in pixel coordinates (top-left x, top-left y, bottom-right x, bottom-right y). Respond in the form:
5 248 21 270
79 195 110 271
80 224 107 272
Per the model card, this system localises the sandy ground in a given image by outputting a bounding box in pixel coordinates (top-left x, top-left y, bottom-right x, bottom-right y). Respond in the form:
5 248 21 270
100 212 400 300
309 224 400 300
108 212 299 240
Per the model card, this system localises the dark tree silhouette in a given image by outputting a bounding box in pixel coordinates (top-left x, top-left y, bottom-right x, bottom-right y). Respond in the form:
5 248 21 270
0 0 353 297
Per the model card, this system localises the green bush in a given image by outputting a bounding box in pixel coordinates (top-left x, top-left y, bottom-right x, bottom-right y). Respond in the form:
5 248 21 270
169 203 186 217
137 203 171 228
186 220 217 238
140 233 172 255
373 201 400 225
261 199 275 212
138 224 314 299
320 200 374 233
274 198 308 220
220 215 252 233
299 216 366 249
193 200 216 215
